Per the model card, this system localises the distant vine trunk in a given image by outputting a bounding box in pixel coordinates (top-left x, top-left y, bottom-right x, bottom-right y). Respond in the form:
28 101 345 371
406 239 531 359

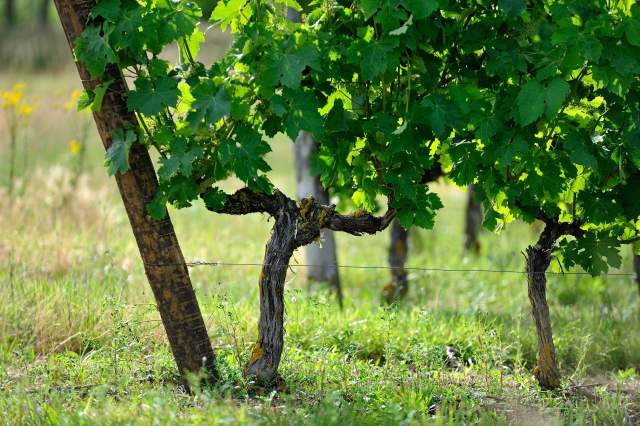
464 184 483 253
287 10 343 308
634 251 640 295
54 0 217 387
40 0 51 26
4 0 15 27
293 131 343 307
525 224 561 390
383 219 409 303
380 164 444 303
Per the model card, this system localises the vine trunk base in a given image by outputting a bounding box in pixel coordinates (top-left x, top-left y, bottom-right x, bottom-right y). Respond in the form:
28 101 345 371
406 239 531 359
242 206 297 385
526 243 561 390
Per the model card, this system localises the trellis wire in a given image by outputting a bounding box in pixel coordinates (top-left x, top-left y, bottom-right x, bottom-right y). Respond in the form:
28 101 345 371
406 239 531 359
183 260 636 277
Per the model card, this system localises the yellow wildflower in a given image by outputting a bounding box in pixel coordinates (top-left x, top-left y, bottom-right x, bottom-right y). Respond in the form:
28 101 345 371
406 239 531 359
65 89 82 111
1 83 34 116
1 90 23 108
18 105 33 117
69 139 82 155
13 82 27 92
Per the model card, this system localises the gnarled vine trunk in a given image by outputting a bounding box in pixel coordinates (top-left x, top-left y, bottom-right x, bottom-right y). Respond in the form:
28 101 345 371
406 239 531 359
213 189 395 385
464 184 483 253
383 219 409 303
54 0 217 386
244 200 297 384
525 226 561 390
293 131 342 307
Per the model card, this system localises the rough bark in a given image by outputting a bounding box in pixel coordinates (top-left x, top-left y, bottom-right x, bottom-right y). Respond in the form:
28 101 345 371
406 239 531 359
293 131 342 307
525 224 562 390
54 0 217 385
464 184 483 253
4 0 15 27
244 197 298 384
209 188 395 385
383 219 409 303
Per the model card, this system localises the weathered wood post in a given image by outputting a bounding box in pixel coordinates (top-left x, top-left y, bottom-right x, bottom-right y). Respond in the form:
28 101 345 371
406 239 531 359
288 8 343 307
293 131 343 307
53 0 217 385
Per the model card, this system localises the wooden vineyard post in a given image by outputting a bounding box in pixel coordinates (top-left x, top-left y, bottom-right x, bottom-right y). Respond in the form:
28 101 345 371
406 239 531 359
293 131 343 308
53 0 217 385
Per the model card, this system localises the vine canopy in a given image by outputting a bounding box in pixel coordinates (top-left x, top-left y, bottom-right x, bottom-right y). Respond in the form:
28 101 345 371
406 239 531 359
75 0 640 274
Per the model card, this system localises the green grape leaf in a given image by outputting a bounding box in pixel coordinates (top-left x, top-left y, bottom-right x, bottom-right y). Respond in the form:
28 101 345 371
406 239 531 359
274 0 302 11
515 80 545 125
544 78 570 118
158 139 203 181
187 82 231 128
360 0 381 20
393 187 443 229
399 0 438 19
352 188 377 212
182 27 205 61
218 126 272 184
360 40 399 80
565 132 598 169
105 128 137 176
91 0 120 20
77 80 113 112
165 177 199 208
211 0 248 31
128 76 179 116
74 26 117 78
91 80 112 112
202 187 228 211
147 192 168 220
499 0 526 17
77 90 94 111
626 20 640 47
263 42 320 89
284 89 323 140
581 235 622 275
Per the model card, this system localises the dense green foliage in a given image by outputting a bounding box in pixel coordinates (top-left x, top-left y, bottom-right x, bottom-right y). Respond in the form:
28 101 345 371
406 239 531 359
1 159 639 423
74 0 640 274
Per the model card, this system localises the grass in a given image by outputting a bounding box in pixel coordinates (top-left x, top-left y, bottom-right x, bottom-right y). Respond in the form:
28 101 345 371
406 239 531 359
1 66 640 424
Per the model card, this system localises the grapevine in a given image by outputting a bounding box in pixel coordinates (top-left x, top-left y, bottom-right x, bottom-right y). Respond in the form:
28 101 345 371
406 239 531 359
74 0 640 387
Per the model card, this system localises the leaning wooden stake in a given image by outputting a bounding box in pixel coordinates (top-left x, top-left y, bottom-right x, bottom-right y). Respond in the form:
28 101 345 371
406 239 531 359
54 0 217 384
526 225 561 389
